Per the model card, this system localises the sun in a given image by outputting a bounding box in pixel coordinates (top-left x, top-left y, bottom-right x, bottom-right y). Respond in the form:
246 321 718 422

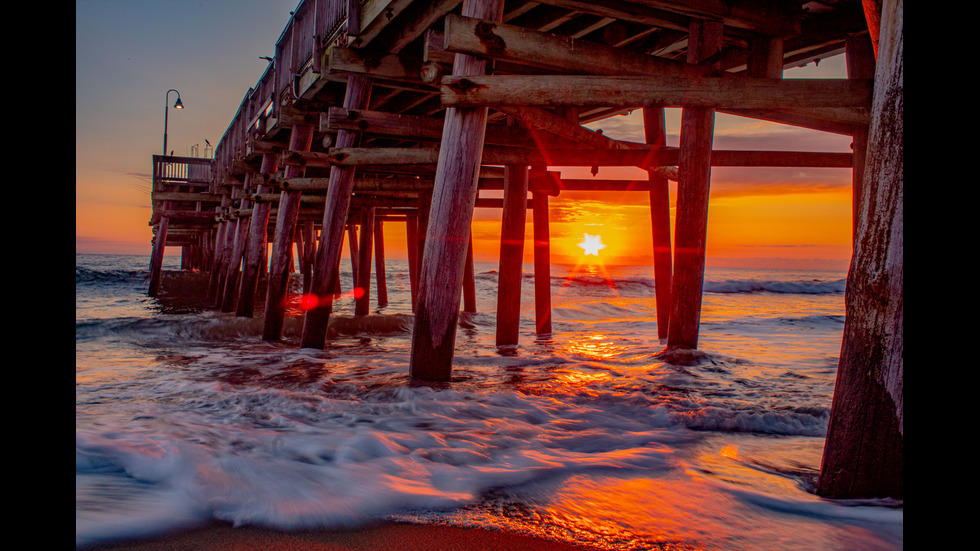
578 233 606 256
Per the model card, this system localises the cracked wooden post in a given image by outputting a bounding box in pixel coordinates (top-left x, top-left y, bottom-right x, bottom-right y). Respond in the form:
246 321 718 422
818 0 902 500
410 0 506 381
301 74 372 349
666 19 722 351
237 153 278 317
263 124 313 341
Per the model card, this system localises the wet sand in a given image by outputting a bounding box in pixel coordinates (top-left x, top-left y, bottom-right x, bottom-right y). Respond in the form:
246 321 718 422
78 521 604 550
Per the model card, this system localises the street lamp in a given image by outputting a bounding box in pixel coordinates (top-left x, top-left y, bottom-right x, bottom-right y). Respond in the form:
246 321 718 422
163 89 184 156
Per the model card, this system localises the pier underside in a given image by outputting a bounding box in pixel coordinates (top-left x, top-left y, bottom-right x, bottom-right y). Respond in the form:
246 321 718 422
148 0 902 500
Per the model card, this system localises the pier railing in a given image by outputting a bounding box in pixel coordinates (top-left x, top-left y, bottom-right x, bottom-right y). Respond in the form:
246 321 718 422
214 0 351 178
150 155 217 228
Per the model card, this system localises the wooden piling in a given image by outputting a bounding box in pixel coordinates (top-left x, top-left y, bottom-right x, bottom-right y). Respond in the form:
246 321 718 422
220 178 251 312
818 0 902 500
355 207 375 315
643 108 672 340
236 154 277 318
463 236 476 313
531 184 552 336
301 74 373 350
495 161 529 345
410 0 506 381
147 215 169 297
300 221 316 295
665 19 722 351
374 219 388 308
347 222 359 285
207 204 230 300
406 212 419 311
846 34 875 242
263 124 313 341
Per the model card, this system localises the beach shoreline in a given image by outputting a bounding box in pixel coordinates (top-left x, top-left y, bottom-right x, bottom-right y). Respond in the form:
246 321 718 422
78 521 606 551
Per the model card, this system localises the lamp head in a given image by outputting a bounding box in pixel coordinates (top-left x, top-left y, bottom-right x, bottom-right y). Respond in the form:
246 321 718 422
174 97 184 109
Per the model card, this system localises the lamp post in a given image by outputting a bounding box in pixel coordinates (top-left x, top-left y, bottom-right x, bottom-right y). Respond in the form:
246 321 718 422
163 89 184 156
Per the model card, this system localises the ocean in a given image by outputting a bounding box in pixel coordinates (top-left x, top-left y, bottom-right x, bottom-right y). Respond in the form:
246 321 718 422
75 253 903 550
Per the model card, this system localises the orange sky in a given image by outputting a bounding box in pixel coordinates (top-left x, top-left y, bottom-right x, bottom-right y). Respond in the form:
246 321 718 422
76 1 855 272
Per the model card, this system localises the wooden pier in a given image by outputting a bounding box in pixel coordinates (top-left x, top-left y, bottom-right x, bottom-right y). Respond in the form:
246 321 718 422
147 0 902 500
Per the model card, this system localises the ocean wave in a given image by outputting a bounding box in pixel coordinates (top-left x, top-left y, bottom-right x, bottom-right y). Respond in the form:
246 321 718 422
704 278 845 295
76 266 147 285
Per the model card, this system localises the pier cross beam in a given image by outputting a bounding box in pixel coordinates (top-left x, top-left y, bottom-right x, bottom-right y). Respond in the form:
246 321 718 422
409 0 506 381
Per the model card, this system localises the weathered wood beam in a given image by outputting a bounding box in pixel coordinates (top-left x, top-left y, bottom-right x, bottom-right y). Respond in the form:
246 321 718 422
531 0 689 32
151 191 221 203
285 145 849 170
441 75 874 110
365 0 464 54
441 14 711 78
627 0 802 36
352 0 415 47
354 0 462 54
325 106 580 150
326 46 432 92
718 107 870 135
496 105 644 150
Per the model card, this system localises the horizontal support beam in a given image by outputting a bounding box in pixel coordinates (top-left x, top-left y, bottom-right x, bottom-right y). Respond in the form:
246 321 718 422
283 146 850 170
324 107 579 149
325 46 434 92
151 191 221 203
441 75 874 110
441 14 711 78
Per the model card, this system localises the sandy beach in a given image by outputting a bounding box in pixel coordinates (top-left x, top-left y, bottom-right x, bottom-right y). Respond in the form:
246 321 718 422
79 521 604 551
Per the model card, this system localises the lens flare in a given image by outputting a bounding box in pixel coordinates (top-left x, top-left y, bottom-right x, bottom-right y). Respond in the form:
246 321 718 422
578 233 606 256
